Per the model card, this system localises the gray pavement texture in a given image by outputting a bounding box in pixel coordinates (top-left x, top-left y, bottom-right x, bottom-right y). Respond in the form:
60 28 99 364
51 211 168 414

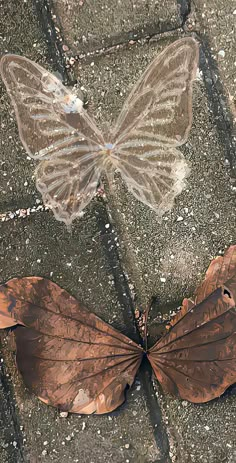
52 0 187 53
0 0 236 463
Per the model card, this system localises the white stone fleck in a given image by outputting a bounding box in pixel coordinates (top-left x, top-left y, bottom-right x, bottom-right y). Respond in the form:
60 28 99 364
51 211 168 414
218 49 225 58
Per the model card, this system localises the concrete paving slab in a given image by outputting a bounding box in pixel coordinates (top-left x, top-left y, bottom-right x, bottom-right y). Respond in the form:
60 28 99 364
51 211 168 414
157 387 236 463
0 207 163 462
52 0 186 53
1 0 236 462
71 34 236 462
73 36 236 302
194 0 236 120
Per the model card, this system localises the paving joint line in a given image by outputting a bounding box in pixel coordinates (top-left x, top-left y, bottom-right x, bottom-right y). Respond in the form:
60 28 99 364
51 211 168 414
35 0 194 78
0 204 48 222
96 204 171 463
198 34 236 173
177 0 191 26
0 350 26 463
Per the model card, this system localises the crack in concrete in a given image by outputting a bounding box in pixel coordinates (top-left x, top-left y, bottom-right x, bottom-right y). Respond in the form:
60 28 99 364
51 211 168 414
177 0 191 26
15 1 173 459
0 356 26 463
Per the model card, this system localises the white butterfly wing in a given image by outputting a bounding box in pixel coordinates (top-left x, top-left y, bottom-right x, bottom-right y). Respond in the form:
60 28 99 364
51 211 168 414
110 38 199 214
36 156 103 224
0 55 105 224
112 38 199 149
111 150 190 214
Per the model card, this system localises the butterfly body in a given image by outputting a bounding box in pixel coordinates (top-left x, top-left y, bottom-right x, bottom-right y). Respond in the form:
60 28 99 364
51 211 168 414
0 38 199 224
60 94 84 114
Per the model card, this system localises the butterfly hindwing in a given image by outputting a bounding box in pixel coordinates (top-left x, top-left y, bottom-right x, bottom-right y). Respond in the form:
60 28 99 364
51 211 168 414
112 148 190 214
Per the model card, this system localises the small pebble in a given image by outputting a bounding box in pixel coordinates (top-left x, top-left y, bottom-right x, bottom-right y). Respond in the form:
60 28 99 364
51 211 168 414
218 50 225 58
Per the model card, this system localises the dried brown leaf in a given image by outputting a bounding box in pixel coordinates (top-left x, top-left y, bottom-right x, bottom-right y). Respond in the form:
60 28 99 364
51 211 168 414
194 245 236 304
167 246 236 328
0 277 142 414
148 248 236 403
1 246 236 412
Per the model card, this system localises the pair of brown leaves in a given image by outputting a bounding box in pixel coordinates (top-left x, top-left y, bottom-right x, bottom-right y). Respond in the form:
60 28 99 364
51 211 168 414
0 246 236 414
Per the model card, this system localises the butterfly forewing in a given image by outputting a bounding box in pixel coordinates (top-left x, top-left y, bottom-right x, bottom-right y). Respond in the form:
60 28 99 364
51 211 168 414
111 38 199 147
0 55 104 158
0 277 143 414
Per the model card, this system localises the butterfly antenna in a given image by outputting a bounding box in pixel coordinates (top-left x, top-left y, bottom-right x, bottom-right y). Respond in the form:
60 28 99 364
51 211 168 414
144 298 155 352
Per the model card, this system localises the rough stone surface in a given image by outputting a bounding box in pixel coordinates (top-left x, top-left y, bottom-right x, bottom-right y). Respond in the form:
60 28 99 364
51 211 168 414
53 0 186 53
1 0 236 462
157 385 236 463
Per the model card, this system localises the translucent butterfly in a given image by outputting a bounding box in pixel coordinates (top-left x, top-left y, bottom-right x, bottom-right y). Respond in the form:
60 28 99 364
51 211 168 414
0 38 199 225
